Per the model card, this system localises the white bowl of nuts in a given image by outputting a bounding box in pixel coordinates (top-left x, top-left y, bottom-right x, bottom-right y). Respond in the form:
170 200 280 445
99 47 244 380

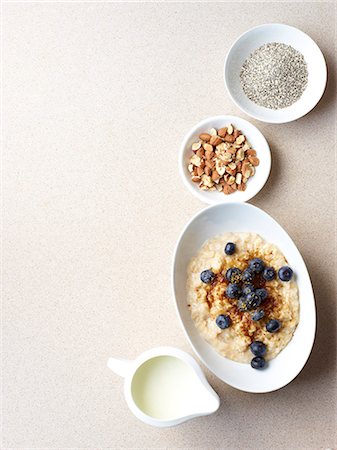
224 24 327 124
179 115 271 204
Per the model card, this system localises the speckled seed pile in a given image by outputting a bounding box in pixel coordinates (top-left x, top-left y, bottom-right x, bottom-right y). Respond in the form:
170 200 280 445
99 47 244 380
240 42 308 109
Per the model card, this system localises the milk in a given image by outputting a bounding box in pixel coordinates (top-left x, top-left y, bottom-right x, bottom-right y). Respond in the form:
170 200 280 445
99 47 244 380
131 355 213 420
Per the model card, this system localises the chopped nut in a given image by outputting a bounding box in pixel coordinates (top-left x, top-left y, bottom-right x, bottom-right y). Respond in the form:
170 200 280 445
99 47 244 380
236 161 242 172
227 124 233 135
238 182 247 191
236 148 245 161
246 149 257 156
218 127 227 138
215 150 226 161
199 133 211 142
190 154 201 167
236 173 242 185
210 135 222 146
216 142 226 151
188 163 194 173
216 184 223 192
205 159 215 169
222 183 233 195
215 160 226 176
227 175 235 185
235 135 246 145
211 170 220 182
228 162 236 170
200 160 205 169
209 128 217 136
242 143 251 151
205 149 215 160
242 160 250 171
192 142 202 151
203 143 213 152
191 175 201 183
204 166 211 176
201 174 214 188
231 182 237 191
196 148 204 158
233 129 241 139
248 156 260 166
196 166 204 176
224 134 235 143
223 152 232 162
226 165 237 176
227 147 237 155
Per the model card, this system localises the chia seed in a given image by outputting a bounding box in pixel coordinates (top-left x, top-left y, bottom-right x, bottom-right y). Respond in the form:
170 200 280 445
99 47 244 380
240 42 308 110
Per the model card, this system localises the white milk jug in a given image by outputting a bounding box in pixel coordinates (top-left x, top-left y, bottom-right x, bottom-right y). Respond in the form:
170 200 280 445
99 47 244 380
107 346 220 427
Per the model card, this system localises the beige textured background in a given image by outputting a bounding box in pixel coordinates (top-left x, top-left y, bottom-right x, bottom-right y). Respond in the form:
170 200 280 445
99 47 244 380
2 2 336 449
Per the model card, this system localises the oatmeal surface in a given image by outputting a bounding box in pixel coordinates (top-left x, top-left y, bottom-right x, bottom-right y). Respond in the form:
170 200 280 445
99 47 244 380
187 232 299 363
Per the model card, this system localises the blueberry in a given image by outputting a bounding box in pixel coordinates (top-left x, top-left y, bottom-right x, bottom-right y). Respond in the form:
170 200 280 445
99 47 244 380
242 283 255 296
263 267 275 281
225 267 242 284
251 356 266 370
216 314 231 329
256 288 268 301
250 341 267 357
278 266 293 282
266 319 281 333
245 292 261 310
225 268 234 281
242 268 254 283
200 269 215 284
225 242 236 255
249 258 265 273
237 297 249 311
251 309 265 321
226 283 242 299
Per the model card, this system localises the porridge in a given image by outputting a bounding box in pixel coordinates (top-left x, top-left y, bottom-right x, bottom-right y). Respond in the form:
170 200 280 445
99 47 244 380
187 232 299 368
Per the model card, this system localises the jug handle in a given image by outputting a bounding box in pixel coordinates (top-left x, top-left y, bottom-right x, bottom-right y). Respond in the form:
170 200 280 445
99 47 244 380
107 357 132 378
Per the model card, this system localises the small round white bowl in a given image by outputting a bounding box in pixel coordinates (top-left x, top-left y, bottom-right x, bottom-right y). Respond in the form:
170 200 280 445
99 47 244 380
172 203 316 393
179 115 271 204
224 24 327 124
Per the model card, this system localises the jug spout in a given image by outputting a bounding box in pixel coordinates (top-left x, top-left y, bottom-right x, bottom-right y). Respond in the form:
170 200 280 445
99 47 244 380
185 393 220 421
198 393 220 416
188 377 220 418
107 357 132 378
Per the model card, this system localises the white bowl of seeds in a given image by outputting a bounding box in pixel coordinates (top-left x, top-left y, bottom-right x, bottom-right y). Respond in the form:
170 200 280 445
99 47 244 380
224 23 327 124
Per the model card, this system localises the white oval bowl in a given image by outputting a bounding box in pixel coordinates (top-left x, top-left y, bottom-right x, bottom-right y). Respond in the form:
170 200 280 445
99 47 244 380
179 115 271 204
172 203 316 393
224 24 327 123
